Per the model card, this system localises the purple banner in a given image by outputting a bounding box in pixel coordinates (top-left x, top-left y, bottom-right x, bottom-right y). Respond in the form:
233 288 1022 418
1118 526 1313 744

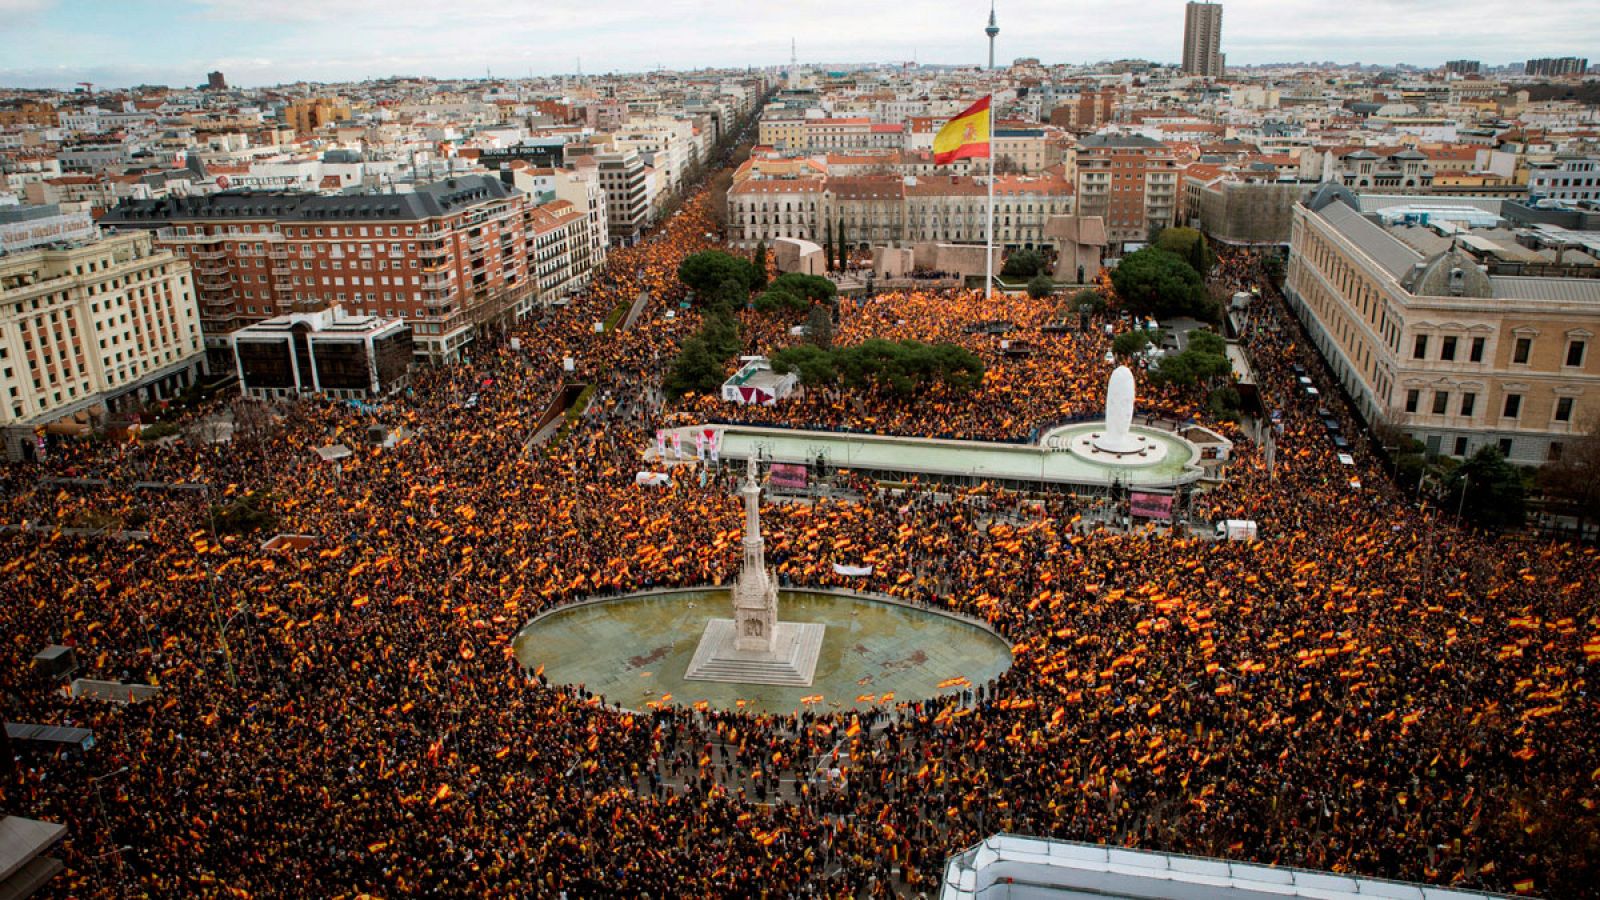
1129 492 1173 521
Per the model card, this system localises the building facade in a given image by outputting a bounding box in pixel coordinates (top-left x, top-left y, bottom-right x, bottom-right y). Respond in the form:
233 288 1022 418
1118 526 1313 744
0 231 206 459
1524 57 1588 77
727 174 1074 251
231 306 412 400
1528 156 1600 203
1182 2 1224 78
593 149 650 245
102 176 545 365
1073 134 1180 249
1285 185 1600 466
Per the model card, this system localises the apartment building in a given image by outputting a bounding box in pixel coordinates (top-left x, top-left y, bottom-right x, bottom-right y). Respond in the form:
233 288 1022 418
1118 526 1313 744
527 200 598 301
1073 134 1180 249
102 175 544 365
1285 184 1600 466
1528 156 1600 203
592 149 650 245
1181 2 1225 78
0 230 206 459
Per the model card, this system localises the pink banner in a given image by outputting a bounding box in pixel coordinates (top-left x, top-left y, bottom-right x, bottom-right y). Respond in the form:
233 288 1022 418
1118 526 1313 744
769 463 808 490
1129 492 1173 521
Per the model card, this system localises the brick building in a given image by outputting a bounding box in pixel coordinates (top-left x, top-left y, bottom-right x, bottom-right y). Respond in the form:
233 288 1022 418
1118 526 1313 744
1074 134 1180 249
102 176 545 365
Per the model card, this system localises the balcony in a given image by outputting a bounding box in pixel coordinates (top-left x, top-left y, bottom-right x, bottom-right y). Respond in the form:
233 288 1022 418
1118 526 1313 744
198 277 231 291
268 249 289 260
191 249 227 261
415 228 449 241
271 267 291 277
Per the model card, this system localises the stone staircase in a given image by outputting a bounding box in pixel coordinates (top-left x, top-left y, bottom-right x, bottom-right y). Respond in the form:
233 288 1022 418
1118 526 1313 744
685 620 826 687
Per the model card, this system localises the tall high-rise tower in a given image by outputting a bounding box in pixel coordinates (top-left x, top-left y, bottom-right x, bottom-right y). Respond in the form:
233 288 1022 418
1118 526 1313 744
1182 2 1224 78
985 2 1000 71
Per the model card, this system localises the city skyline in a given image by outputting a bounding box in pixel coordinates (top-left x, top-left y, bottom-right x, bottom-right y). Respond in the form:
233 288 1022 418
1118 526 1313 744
3 0 1597 89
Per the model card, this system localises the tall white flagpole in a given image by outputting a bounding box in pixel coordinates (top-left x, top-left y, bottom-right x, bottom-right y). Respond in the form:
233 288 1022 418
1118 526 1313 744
985 103 995 300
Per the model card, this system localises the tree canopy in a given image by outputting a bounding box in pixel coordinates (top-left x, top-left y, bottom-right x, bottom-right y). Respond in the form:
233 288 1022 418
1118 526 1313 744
1445 446 1528 531
677 250 759 306
1110 247 1219 322
1154 227 1215 276
1001 248 1046 279
1149 330 1231 389
1112 329 1153 358
664 309 742 400
1026 274 1054 299
772 339 984 399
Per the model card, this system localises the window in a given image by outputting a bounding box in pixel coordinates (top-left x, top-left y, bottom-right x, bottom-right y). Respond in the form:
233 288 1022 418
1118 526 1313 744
1460 392 1476 416
1549 442 1564 462
1405 389 1420 413
1513 337 1531 364
1454 436 1469 456
1440 336 1457 361
1470 337 1485 362
1413 335 1428 359
1499 438 1514 457
1503 394 1522 418
1567 340 1586 368
1432 391 1449 415
1556 397 1574 422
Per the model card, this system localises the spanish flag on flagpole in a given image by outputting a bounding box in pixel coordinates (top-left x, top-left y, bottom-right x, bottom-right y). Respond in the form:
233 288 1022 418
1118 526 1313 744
932 96 992 166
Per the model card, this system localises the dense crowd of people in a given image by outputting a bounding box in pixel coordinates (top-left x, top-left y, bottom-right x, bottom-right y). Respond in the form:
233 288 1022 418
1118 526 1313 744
0 171 1596 899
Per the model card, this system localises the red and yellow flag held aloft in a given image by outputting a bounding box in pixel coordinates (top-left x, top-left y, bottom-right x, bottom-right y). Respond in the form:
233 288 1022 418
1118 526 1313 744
933 96 992 166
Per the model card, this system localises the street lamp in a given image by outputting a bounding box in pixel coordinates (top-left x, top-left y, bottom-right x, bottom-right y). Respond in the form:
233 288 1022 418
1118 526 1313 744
90 767 131 897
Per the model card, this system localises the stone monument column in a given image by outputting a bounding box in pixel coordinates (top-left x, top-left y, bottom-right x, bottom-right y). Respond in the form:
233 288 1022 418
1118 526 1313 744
732 456 778 652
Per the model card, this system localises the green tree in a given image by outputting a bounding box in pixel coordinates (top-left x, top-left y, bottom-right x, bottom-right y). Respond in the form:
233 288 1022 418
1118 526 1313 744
663 338 727 400
1186 330 1227 357
1444 446 1527 531
1071 288 1106 316
752 287 808 314
752 241 769 290
776 340 983 397
836 219 848 271
771 343 838 385
678 250 758 305
806 304 835 351
1206 385 1242 422
1154 226 1215 276
1149 335 1231 390
1113 330 1152 358
823 220 834 273
1110 247 1218 321
1026 273 1054 299
771 272 837 304
1002 248 1045 279
699 309 742 360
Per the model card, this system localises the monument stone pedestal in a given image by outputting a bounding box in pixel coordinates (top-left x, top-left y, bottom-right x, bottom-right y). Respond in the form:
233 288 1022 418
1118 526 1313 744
684 619 825 686
685 456 826 687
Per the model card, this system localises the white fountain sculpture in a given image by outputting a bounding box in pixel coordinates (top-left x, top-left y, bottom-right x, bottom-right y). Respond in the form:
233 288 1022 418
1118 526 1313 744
1056 365 1169 465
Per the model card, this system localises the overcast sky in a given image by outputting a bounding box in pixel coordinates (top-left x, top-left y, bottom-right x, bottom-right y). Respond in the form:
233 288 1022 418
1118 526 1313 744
3 0 1596 89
